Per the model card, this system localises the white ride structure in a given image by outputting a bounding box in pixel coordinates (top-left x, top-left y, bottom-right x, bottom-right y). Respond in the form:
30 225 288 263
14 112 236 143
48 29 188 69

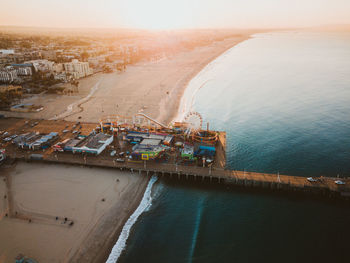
183 111 203 136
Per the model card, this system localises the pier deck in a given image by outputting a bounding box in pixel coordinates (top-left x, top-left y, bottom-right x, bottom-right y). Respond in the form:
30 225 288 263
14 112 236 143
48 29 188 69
1 118 349 200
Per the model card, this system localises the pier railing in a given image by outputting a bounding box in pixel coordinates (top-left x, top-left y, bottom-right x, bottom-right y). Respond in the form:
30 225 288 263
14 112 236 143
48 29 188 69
17 152 348 200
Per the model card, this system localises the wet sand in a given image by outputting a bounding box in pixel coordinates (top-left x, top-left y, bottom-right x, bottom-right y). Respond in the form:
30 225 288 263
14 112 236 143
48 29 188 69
0 162 148 263
0 35 250 125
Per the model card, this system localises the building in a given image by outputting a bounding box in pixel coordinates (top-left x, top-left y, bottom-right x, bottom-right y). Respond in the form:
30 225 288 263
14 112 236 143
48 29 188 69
54 73 71 82
63 59 93 79
88 56 105 68
13 132 59 150
0 68 18 83
24 59 54 73
52 137 84 152
53 63 64 73
72 133 113 155
41 50 57 60
0 49 15 55
126 131 173 145
127 131 173 160
10 64 33 76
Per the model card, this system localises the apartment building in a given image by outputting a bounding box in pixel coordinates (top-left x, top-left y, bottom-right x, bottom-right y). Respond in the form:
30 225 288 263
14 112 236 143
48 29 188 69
0 68 18 83
63 59 93 79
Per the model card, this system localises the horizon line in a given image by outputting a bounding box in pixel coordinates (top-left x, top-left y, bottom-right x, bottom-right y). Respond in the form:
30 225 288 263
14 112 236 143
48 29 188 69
1 23 349 32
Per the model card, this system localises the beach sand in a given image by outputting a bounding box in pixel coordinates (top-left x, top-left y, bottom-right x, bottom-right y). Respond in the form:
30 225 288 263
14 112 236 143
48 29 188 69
0 162 148 263
0 35 249 125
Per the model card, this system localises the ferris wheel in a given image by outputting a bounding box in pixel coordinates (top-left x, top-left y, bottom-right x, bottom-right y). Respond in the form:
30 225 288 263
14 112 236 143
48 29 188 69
183 111 203 133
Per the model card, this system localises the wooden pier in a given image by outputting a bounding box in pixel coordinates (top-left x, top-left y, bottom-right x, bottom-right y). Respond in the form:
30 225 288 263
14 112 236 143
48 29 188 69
9 152 348 201
1 117 350 201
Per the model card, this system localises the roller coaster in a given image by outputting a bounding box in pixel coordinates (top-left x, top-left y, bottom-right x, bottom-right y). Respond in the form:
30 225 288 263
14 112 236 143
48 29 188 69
99 111 218 144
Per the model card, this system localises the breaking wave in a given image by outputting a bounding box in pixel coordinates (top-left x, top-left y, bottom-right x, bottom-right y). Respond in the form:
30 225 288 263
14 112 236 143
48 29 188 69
106 175 158 263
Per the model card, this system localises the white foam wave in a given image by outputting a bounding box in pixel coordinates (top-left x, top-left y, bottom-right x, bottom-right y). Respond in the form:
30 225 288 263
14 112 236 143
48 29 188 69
106 175 158 263
144 180 164 212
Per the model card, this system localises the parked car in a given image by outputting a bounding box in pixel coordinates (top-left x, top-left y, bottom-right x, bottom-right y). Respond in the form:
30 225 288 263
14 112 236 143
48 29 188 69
110 150 117 157
335 180 346 185
115 158 125 163
307 177 318 182
206 158 214 164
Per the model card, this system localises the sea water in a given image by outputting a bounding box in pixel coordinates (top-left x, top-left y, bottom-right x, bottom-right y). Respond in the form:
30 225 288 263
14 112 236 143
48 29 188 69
116 32 350 263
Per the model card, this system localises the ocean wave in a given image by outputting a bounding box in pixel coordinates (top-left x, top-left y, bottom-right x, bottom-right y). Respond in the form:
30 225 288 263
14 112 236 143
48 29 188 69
105 175 158 263
144 180 164 212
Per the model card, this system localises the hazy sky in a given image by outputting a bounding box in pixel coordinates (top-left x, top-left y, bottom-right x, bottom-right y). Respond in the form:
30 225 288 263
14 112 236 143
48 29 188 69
1 0 350 29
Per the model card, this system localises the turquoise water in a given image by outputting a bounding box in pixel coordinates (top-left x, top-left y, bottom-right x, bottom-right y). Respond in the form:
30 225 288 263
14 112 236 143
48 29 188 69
118 32 350 263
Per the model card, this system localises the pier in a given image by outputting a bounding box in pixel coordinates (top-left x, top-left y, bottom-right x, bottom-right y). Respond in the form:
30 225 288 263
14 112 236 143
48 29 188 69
37 154 350 200
1 117 350 201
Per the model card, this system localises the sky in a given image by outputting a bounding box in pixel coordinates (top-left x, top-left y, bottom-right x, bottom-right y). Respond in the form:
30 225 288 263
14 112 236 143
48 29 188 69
1 0 350 30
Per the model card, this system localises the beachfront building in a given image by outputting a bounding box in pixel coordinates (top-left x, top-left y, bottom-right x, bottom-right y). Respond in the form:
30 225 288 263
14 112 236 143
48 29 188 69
72 133 113 155
0 68 18 83
24 59 54 73
63 59 93 79
10 64 33 76
126 131 173 145
127 131 173 160
13 132 59 150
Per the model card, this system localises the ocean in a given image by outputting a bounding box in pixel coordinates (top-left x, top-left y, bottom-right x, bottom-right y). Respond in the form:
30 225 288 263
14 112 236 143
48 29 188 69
115 31 350 263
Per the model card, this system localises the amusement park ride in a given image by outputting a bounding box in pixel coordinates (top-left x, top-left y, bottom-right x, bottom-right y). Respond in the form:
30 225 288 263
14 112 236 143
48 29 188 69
99 111 218 144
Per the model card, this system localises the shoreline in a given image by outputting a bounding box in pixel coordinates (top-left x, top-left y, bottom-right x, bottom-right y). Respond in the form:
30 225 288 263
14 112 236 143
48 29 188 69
69 168 150 263
0 35 251 126
171 36 251 123
102 36 252 262
0 35 252 263
157 35 251 125
105 176 157 263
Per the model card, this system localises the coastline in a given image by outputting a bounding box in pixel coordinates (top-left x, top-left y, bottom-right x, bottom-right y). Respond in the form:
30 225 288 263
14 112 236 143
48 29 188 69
101 36 252 262
161 35 251 124
0 35 251 126
0 35 252 263
69 170 150 263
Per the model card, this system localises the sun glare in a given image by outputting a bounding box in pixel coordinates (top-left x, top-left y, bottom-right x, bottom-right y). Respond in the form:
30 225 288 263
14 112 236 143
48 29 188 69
121 0 195 30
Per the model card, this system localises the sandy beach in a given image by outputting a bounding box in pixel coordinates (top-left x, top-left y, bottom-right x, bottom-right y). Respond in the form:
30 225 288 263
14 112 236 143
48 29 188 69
0 34 249 125
0 162 148 263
